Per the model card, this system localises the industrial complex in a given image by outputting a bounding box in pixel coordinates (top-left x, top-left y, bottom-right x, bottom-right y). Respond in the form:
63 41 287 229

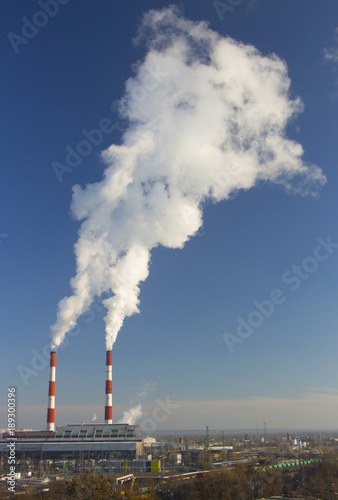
0 424 143 461
1 349 337 498
1 350 145 462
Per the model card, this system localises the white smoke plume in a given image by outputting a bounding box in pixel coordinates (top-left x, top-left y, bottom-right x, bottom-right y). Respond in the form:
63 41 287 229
117 379 155 425
117 404 143 425
50 6 326 351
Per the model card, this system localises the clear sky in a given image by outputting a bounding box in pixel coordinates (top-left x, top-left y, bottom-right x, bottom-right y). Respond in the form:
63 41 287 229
1 0 338 432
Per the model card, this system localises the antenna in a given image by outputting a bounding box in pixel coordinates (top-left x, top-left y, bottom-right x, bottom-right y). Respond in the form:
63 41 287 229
205 426 210 450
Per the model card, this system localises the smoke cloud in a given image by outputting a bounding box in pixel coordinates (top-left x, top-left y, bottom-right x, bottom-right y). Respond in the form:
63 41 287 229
50 6 325 351
116 379 155 425
117 404 143 425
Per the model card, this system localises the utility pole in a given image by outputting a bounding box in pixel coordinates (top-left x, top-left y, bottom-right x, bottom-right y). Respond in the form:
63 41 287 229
222 431 227 463
205 426 210 450
204 426 212 468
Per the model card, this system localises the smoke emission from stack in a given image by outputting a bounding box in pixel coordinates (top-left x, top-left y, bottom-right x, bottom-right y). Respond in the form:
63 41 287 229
117 380 155 425
50 6 326 353
46 351 56 432
117 404 142 425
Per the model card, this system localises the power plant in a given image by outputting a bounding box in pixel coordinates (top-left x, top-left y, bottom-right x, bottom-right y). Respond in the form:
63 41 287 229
0 349 144 461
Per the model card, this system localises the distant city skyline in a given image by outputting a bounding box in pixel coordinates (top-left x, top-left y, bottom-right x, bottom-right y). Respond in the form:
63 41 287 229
1 0 338 431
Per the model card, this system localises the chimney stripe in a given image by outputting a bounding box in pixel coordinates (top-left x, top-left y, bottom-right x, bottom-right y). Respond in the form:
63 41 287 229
50 353 56 367
49 381 55 396
47 408 55 423
105 406 112 421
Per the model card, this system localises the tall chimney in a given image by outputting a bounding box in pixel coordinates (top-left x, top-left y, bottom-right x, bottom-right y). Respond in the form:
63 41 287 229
47 351 56 432
105 350 113 424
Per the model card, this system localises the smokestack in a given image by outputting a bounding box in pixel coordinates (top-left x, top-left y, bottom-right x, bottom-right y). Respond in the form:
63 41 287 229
46 351 56 432
105 350 112 424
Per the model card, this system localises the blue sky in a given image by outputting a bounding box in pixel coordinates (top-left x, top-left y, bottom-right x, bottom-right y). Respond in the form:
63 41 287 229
1 0 338 432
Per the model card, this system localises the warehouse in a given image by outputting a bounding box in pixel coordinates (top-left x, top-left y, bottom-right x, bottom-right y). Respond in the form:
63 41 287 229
0 423 143 460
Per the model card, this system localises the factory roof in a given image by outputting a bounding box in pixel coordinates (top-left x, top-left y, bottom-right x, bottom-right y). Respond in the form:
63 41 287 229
2 423 140 441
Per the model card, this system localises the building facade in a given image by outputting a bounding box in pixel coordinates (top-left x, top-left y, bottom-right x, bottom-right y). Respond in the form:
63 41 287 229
1 424 143 460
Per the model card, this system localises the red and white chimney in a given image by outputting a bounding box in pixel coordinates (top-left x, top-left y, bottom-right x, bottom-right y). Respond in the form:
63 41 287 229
46 351 56 432
105 350 113 424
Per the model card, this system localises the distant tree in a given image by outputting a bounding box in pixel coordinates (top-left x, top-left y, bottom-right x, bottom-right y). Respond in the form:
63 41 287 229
245 465 282 498
161 468 249 500
305 460 338 498
184 452 192 467
123 478 158 500
158 464 283 500
197 453 206 470
62 474 120 499
47 479 68 499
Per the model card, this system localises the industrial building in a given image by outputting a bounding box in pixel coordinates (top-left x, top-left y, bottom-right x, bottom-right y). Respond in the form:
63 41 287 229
1 350 144 462
1 424 143 460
